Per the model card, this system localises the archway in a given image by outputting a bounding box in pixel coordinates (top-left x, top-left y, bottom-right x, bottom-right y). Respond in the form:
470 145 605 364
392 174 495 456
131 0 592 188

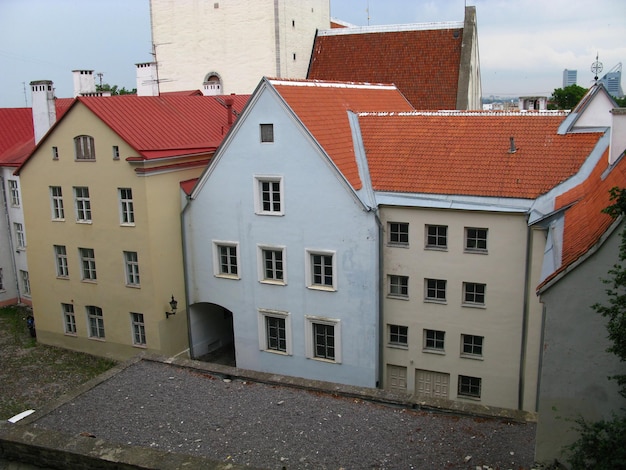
188 302 235 366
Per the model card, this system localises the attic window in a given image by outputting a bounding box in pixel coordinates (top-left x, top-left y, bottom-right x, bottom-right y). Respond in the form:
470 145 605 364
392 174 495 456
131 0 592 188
260 124 274 143
112 146 120 160
52 146 59 160
74 135 95 161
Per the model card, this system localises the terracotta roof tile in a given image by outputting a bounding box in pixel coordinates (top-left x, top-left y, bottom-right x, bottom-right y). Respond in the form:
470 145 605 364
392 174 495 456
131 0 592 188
358 112 603 198
271 79 414 190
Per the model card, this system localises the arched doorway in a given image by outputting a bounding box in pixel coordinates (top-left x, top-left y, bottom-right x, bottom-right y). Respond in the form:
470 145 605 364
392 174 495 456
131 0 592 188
188 302 235 366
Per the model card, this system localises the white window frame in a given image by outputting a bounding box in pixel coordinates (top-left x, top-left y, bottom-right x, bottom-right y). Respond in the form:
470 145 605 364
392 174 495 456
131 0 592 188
14 223 25 249
254 175 284 216
212 241 240 279
74 186 92 223
425 278 446 303
305 249 336 291
388 222 409 246
463 282 486 307
124 251 140 287
87 305 105 339
388 274 408 298
388 324 408 348
304 315 341 363
52 146 59 160
465 227 488 253
79 247 97 281
425 224 448 250
119 188 135 225
20 270 30 296
50 186 65 220
131 312 146 346
257 309 292 355
112 145 120 160
423 329 445 352
54 245 69 278
62 303 76 335
74 135 95 160
257 244 287 285
8 180 20 207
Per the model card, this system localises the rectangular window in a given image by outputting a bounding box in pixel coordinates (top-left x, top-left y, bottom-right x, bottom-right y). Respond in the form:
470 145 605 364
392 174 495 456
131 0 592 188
260 123 274 143
124 251 140 286
314 323 335 360
50 186 65 220
62 303 76 335
388 222 409 246
461 334 484 357
260 247 285 283
52 146 59 160
254 176 283 215
74 186 92 222
424 329 445 351
87 305 105 339
465 227 488 252
388 275 409 298
20 270 30 295
119 188 134 225
307 250 336 290
463 282 486 306
213 242 239 278
266 316 286 351
258 309 291 355
425 278 446 302
426 225 447 249
79 247 97 281
8 180 19 206
54 245 69 277
388 324 408 346
305 316 341 363
458 375 481 398
74 135 95 160
131 312 146 346
14 223 25 248
112 145 120 160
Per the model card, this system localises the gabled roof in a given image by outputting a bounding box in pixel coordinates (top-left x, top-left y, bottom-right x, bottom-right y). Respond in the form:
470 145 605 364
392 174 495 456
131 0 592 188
307 22 464 110
357 111 604 199
270 78 414 190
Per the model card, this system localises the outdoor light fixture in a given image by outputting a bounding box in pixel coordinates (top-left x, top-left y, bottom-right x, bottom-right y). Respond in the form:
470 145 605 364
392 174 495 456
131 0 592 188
166 295 178 319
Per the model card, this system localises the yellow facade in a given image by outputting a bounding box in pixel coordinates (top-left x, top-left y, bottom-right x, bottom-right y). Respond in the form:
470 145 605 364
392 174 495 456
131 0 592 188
19 102 205 360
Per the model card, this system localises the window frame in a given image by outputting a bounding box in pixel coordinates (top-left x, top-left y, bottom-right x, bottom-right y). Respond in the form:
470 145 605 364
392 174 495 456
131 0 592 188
257 244 286 285
0 268 3 291
305 249 336 291
254 175 284 216
465 227 488 253
54 244 69 278
461 334 484 358
124 251 140 287
131 312 146 346
14 222 25 249
425 224 448 250
212 241 240 279
74 186 92 223
74 135 96 161
50 186 65 220
52 146 59 160
425 278 446 303
8 180 20 207
62 303 76 335
257 309 292 355
458 375 482 399
305 315 341 363
388 324 408 348
87 305 105 339
424 329 445 352
79 247 97 282
20 270 30 296
260 123 274 143
463 282 486 307
388 222 409 246
112 145 120 160
388 274 409 299
118 188 135 225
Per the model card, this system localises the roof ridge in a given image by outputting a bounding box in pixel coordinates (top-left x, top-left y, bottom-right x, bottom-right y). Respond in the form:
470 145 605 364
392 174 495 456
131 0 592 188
270 78 396 90
318 21 464 36
358 110 571 117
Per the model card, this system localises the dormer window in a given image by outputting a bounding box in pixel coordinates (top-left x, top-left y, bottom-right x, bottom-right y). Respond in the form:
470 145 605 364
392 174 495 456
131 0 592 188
74 135 95 160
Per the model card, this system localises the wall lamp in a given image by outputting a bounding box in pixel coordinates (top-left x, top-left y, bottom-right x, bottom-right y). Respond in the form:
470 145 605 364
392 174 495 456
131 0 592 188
166 295 178 319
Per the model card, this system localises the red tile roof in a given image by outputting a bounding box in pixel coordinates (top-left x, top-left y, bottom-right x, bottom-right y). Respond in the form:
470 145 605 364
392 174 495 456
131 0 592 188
271 79 414 190
308 25 463 110
358 112 604 199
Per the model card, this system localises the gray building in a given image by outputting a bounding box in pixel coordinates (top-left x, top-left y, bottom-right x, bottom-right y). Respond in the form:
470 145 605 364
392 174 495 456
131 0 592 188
562 69 577 87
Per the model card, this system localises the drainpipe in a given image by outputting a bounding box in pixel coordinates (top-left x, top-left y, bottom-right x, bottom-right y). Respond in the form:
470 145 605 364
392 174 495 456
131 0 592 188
375 210 384 389
518 219 533 410
180 194 195 359
0 176 21 304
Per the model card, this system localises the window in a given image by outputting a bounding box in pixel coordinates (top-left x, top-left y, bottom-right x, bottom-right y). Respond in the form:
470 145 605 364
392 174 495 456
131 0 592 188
74 135 95 160
388 324 408 347
388 275 408 298
213 241 239 278
463 282 486 306
50 186 65 220
62 303 76 335
258 309 292 355
424 329 445 351
124 251 140 286
0 268 3 290
74 186 91 222
426 225 447 249
259 246 285 284
8 180 19 206
119 188 134 225
254 176 283 215
54 245 69 278
458 375 481 398
79 247 96 281
425 278 446 302
14 223 25 249
260 124 274 143
388 222 409 246
112 145 120 160
305 316 341 363
461 334 484 357
306 250 336 290
87 305 105 339
20 270 30 296
465 227 488 252
131 312 146 346
52 146 59 160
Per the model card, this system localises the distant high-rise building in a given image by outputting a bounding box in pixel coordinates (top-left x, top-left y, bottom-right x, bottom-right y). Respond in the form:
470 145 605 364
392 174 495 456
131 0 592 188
597 63 623 98
563 69 577 87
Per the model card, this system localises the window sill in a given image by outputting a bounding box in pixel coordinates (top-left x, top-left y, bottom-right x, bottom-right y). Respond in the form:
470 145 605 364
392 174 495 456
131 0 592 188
458 394 481 401
56 276 69 280
133 343 147 349
422 349 445 356
387 243 409 249
307 285 336 292
88 336 106 342
125 284 141 289
76 220 93 225
120 223 136 227
52 219 66 222
461 303 486 309
215 274 240 280
260 279 286 286
387 343 408 350
308 356 340 364
460 354 484 361
464 249 488 255
75 159 96 162
64 332 77 337
425 246 448 252
263 349 291 356
424 298 446 305
255 211 284 217
81 279 98 284
387 294 409 301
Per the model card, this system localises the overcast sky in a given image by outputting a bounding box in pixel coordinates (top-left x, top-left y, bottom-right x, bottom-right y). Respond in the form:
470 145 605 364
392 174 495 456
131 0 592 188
0 0 624 108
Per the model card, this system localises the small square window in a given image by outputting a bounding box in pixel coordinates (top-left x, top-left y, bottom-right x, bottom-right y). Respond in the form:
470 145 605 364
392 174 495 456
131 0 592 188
458 375 481 398
258 245 286 284
254 176 283 215
388 275 408 298
388 324 408 347
260 124 274 143
74 135 95 160
425 278 446 302
426 225 447 249
461 334 484 357
463 282 486 306
306 250 336 291
388 222 409 246
258 309 291 355
424 329 445 351
465 227 488 252
213 241 240 279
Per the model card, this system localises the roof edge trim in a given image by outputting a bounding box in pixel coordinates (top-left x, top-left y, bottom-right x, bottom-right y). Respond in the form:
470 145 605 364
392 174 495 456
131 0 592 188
317 21 464 36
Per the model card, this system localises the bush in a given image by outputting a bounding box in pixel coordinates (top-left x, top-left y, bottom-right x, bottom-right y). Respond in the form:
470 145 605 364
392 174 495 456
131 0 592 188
568 414 626 469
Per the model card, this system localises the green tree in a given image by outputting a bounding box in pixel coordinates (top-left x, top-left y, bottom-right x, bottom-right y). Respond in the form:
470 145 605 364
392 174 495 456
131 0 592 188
551 84 588 110
615 96 626 107
96 83 137 95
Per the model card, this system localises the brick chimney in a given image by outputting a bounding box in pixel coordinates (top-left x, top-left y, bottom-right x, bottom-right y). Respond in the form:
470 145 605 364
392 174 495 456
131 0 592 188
30 80 56 144
136 62 159 96
72 70 96 97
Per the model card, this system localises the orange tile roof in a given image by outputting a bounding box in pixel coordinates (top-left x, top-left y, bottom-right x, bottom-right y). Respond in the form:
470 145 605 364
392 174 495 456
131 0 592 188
308 26 463 110
358 112 604 199
271 79 414 190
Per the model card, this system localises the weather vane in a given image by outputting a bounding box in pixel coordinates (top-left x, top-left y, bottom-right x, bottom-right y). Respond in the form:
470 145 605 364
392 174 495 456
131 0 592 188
591 53 603 81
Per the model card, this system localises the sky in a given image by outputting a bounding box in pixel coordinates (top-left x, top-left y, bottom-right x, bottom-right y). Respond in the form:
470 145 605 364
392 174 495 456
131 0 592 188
0 0 624 108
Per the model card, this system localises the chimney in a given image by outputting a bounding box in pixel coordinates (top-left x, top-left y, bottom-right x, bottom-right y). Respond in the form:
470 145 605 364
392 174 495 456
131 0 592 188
136 62 159 96
508 136 517 154
225 95 234 127
609 108 626 164
72 70 96 97
30 80 56 144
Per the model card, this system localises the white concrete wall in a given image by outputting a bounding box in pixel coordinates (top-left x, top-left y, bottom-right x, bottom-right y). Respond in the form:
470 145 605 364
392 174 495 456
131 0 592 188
0 169 22 305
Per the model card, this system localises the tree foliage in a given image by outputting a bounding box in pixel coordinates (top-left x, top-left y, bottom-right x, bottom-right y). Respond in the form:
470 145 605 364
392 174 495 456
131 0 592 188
615 96 626 107
96 83 136 95
551 84 588 110
568 415 626 469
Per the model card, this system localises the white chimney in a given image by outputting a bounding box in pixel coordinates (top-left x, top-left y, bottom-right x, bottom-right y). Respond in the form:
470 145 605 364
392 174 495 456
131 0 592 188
609 108 626 165
72 69 96 97
136 62 159 96
30 80 56 144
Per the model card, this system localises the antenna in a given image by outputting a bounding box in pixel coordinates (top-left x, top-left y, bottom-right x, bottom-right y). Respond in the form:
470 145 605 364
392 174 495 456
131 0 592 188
366 0 370 25
591 53 603 81
22 82 28 107
96 72 104 87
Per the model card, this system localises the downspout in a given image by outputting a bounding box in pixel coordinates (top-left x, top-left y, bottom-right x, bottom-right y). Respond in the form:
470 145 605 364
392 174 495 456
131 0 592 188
180 194 195 359
518 219 533 410
0 175 21 304
376 210 384 389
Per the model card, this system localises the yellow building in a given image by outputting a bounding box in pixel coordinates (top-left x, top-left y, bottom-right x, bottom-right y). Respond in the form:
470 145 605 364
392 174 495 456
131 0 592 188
17 85 248 360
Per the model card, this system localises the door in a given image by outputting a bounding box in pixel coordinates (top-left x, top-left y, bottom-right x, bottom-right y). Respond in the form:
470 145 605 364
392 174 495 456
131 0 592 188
386 364 408 392
415 369 449 399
